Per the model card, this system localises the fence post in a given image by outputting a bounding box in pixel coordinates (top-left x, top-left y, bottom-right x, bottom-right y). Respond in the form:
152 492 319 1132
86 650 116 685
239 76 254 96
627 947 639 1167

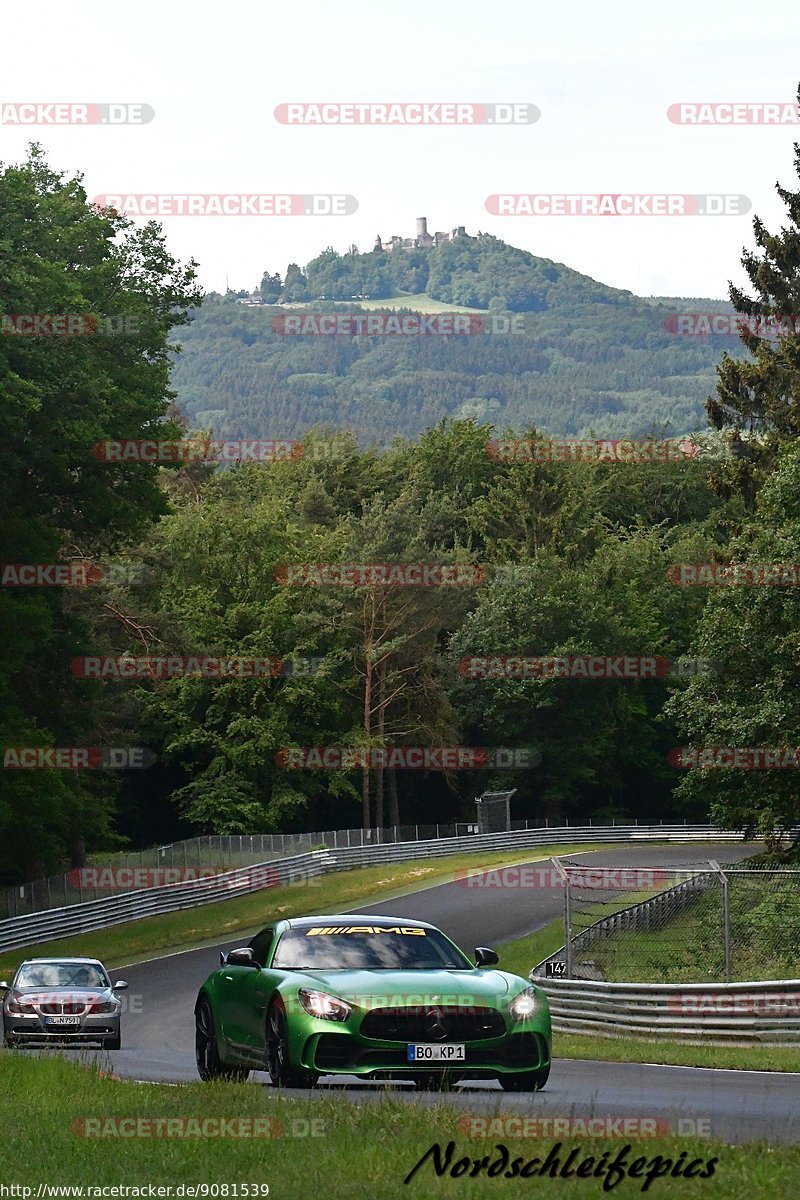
709 860 731 981
551 857 572 979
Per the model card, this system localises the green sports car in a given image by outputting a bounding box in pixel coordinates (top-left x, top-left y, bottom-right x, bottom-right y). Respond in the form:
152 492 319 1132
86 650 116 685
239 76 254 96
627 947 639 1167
194 914 551 1090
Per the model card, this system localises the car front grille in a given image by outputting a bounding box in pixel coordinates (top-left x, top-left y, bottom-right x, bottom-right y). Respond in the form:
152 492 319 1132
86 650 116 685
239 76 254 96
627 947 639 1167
359 1005 506 1043
312 1031 548 1073
38 1003 86 1015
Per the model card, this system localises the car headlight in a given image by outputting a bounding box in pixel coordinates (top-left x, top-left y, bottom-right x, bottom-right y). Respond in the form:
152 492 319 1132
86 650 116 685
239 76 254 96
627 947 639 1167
87 1001 118 1014
509 987 538 1020
6 995 36 1015
298 988 351 1022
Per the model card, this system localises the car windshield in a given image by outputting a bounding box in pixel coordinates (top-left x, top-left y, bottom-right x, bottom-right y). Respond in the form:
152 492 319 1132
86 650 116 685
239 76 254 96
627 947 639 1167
271 924 472 971
15 962 109 989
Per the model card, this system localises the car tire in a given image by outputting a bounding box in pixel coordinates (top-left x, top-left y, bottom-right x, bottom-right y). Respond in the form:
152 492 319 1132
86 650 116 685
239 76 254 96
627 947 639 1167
499 1064 550 1092
102 1034 121 1051
265 999 317 1089
195 997 250 1082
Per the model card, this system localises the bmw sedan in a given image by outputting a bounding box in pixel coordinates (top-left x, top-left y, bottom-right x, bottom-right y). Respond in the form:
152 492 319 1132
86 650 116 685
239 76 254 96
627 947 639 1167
1 957 128 1049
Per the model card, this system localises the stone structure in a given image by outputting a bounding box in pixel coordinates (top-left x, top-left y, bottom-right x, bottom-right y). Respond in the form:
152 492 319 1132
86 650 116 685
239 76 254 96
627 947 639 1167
374 216 475 252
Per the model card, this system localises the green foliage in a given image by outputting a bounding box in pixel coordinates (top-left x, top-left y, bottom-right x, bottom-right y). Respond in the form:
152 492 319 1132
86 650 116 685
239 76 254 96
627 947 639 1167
0 146 200 877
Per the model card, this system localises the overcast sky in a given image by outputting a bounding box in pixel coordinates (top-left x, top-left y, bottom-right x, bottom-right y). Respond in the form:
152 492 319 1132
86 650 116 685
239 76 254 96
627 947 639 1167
4 0 800 299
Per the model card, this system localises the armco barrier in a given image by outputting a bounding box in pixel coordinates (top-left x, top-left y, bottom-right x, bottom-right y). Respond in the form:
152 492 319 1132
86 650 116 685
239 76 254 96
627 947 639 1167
0 824 751 953
529 976 800 1044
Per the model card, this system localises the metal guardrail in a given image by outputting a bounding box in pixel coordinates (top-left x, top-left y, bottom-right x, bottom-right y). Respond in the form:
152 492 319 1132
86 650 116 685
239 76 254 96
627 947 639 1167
3 816 733 919
531 976 800 1044
0 823 750 953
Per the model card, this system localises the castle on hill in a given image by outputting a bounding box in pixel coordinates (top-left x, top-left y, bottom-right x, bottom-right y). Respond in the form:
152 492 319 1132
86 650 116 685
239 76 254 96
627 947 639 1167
374 216 476 252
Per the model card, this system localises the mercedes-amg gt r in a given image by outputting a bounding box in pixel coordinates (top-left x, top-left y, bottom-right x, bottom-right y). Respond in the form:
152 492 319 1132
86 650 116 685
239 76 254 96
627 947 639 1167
194 914 551 1090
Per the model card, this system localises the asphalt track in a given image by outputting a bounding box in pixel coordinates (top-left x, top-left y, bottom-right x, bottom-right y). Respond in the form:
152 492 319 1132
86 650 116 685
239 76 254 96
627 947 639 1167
17 842 800 1143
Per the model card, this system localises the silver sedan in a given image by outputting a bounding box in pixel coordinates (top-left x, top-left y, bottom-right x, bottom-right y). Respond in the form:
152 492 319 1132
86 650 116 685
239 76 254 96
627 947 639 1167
1 957 128 1049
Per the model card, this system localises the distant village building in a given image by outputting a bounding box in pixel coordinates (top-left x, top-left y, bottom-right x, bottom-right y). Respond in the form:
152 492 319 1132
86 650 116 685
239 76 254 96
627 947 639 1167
374 216 475 252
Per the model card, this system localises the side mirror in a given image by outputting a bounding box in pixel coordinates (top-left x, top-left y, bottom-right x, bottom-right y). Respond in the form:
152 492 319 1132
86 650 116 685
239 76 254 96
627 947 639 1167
223 947 258 968
475 946 499 968
112 980 129 991
0 981 9 991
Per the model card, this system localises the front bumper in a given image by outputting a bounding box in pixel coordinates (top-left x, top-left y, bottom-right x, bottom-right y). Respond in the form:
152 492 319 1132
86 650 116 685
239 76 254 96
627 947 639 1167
308 1028 550 1078
3 1015 119 1045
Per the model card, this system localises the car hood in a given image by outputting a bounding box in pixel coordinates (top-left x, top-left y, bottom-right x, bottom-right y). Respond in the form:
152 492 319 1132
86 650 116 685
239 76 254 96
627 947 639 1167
284 968 519 1007
10 987 114 1003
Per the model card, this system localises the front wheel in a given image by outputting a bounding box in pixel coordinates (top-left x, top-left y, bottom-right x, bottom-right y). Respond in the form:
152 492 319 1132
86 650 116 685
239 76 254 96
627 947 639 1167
265 999 317 1088
195 997 250 1082
499 1064 550 1092
102 1033 121 1051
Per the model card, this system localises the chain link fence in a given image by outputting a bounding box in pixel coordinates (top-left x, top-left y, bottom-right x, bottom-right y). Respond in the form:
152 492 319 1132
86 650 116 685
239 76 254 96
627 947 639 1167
544 859 800 984
1 816 596 919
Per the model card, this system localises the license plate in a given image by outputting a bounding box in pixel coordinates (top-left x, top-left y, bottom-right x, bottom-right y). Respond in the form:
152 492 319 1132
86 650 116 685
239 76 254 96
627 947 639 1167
407 1043 465 1062
44 1016 81 1027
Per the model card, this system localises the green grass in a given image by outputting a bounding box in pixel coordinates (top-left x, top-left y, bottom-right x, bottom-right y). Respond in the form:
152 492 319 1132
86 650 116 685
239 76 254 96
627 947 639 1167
318 292 488 313
1 1057 797 1197
554 1034 800 1072
0 843 612 978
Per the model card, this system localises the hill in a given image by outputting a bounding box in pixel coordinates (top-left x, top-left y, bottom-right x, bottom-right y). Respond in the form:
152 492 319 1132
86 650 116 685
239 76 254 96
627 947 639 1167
171 234 742 444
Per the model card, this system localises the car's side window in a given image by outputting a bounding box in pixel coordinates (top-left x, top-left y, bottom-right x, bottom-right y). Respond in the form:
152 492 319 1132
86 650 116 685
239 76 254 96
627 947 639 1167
248 928 273 968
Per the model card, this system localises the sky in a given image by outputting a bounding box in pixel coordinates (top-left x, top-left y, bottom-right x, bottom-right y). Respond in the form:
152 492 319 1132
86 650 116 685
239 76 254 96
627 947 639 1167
3 0 800 299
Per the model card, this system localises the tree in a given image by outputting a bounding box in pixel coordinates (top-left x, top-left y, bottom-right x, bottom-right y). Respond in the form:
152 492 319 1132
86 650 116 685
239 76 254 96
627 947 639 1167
259 271 282 303
707 83 800 505
0 145 200 878
281 264 311 302
665 446 800 843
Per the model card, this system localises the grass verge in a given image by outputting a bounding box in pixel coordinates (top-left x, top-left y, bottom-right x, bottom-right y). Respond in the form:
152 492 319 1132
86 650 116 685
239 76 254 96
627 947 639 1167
1 1056 796 1197
0 843 611 978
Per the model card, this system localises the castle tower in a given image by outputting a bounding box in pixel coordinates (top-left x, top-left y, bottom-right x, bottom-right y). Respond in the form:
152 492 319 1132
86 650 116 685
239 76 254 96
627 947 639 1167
416 216 428 238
